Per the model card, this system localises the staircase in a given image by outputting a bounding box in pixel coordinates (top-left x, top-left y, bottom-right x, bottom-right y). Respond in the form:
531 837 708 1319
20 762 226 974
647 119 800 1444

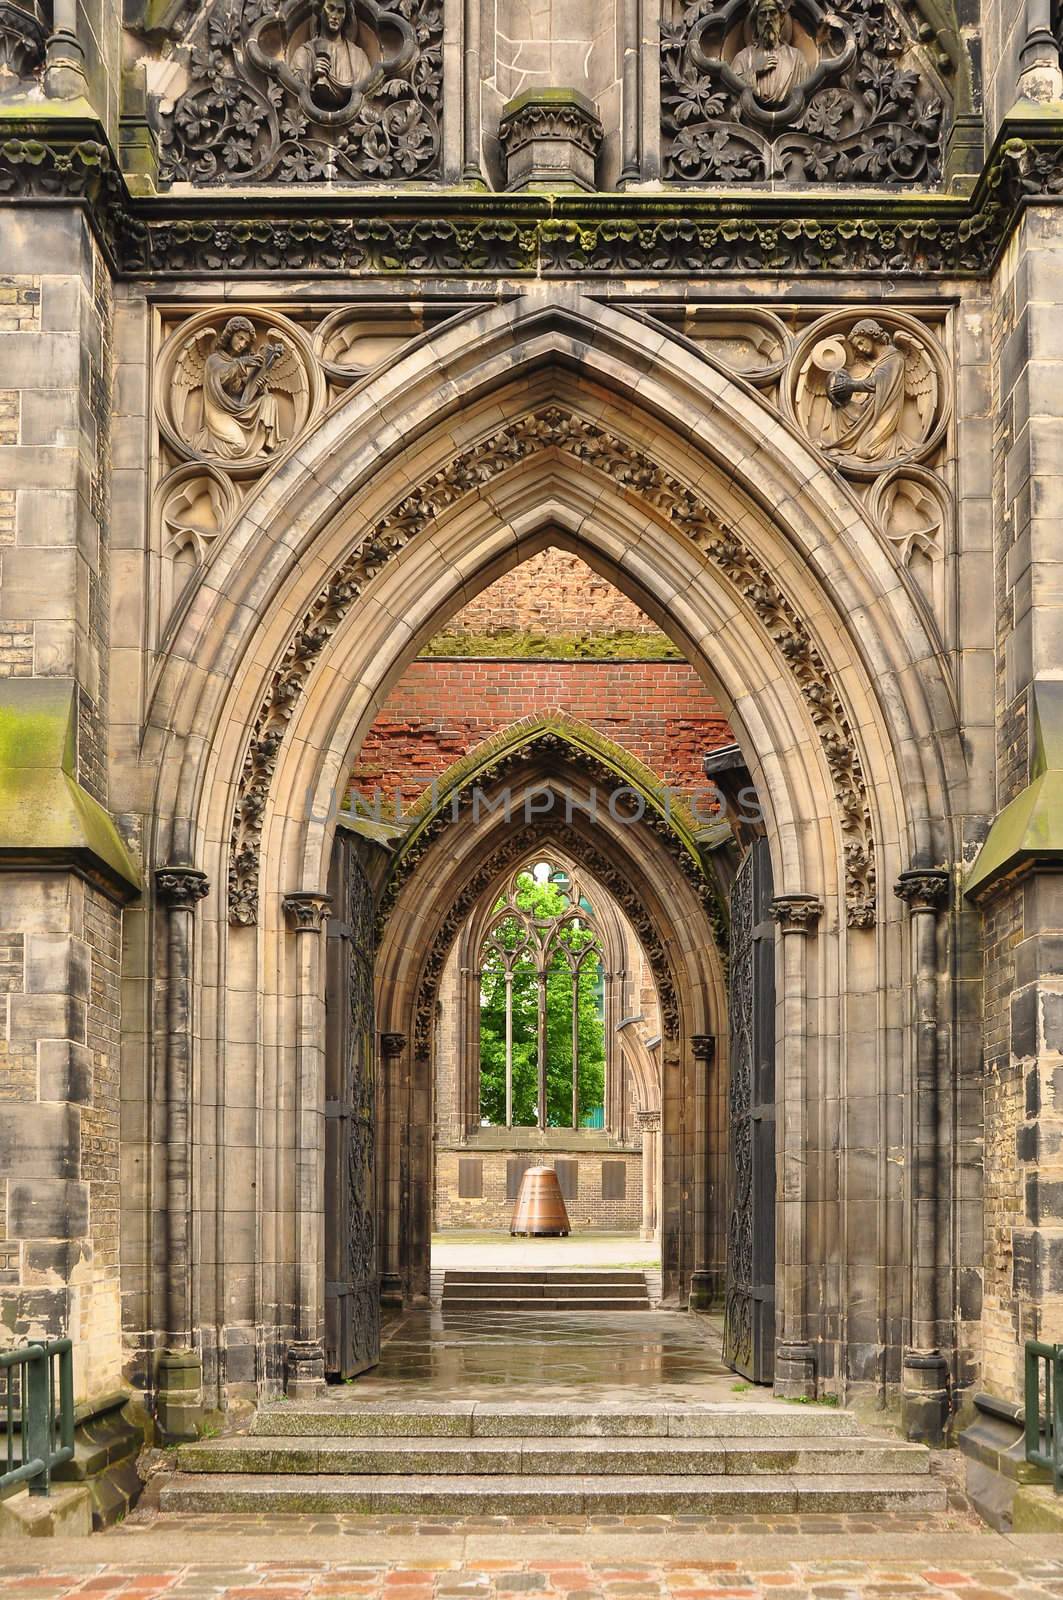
439 1267 652 1312
162 1399 945 1516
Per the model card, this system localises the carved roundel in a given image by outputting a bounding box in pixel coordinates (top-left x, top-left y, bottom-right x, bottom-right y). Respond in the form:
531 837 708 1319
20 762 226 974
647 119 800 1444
157 308 323 478
784 311 949 480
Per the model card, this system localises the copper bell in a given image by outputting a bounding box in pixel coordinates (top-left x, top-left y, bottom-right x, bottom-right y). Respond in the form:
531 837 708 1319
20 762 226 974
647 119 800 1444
510 1165 570 1236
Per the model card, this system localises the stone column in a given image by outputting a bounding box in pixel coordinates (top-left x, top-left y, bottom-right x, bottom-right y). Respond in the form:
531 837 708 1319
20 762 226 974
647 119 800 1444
1018 0 1063 103
154 866 209 1442
687 1032 717 1310
770 893 822 1400
894 868 951 1443
282 890 332 1398
379 1031 407 1308
636 1108 660 1241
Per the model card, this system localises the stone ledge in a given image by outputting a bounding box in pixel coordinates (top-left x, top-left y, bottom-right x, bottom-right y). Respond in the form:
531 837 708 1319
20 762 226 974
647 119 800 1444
0 1481 92 1538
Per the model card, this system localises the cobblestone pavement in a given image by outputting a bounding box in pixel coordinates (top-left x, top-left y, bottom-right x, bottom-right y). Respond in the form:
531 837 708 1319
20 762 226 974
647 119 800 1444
3 1548 1063 1600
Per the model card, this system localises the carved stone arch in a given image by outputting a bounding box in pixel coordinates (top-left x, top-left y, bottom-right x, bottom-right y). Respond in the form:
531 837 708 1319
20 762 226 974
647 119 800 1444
148 293 961 907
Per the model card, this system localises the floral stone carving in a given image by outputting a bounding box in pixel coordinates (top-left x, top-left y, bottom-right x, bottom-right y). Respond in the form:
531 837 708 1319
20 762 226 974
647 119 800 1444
159 310 321 475
787 312 947 478
661 0 946 186
153 0 442 185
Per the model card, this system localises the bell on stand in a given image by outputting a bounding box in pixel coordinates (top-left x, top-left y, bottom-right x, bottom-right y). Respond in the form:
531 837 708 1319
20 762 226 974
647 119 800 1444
510 1165 570 1236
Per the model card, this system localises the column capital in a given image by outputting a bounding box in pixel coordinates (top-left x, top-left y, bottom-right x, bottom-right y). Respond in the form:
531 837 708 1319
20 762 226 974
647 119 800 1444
635 1108 661 1131
380 1031 407 1058
155 866 210 909
283 891 332 931
769 894 822 932
690 1033 716 1062
893 868 950 913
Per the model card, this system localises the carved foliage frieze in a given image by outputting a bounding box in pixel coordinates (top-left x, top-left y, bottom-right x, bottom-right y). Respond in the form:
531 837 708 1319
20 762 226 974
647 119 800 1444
152 0 442 185
226 404 878 929
661 0 947 186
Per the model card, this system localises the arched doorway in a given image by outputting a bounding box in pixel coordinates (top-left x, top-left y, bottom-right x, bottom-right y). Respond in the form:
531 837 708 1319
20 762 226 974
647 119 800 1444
138 292 964 1428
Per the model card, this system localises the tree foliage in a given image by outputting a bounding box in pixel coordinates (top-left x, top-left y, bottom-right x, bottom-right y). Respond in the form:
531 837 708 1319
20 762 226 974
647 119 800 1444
479 873 605 1127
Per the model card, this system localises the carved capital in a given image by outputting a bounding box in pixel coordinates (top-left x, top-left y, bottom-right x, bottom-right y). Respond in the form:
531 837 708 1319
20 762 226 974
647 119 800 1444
155 866 210 909
893 868 950 913
770 894 823 932
380 1032 407 1058
690 1033 716 1062
283 891 332 931
498 88 603 193
635 1108 661 1132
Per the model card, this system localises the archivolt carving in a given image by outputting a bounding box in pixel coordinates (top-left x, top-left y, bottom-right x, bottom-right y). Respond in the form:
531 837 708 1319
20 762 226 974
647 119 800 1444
226 404 877 929
152 0 442 185
407 823 684 1062
786 311 948 478
158 309 321 475
661 0 947 186
0 0 46 83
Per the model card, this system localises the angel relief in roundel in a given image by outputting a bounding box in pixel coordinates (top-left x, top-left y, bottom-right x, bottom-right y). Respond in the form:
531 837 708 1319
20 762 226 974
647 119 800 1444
170 316 311 467
793 319 941 473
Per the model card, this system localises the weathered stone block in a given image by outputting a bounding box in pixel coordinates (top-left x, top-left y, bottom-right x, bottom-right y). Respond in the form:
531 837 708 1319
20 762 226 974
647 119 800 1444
9 1178 89 1238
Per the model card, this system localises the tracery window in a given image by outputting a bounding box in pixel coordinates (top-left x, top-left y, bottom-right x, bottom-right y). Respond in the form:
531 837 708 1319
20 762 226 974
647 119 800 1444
478 860 606 1131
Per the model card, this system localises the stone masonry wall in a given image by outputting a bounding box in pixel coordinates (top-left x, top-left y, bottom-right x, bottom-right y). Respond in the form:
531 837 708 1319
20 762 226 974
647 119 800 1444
981 883 1025 1399
351 660 733 814
436 552 673 648
435 1147 643 1232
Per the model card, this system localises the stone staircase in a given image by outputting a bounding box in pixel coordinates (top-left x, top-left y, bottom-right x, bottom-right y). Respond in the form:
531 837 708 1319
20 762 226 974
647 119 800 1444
161 1399 945 1516
439 1267 652 1312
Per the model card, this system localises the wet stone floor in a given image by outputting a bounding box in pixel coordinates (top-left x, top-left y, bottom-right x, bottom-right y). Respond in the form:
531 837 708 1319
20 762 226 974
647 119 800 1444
346 1307 746 1405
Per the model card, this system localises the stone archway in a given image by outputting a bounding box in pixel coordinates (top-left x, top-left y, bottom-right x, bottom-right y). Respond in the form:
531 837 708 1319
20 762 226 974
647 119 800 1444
132 290 966 1432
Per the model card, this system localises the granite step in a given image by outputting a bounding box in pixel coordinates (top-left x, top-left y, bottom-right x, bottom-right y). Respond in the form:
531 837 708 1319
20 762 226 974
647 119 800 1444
160 1470 946 1515
250 1402 863 1438
177 1433 931 1476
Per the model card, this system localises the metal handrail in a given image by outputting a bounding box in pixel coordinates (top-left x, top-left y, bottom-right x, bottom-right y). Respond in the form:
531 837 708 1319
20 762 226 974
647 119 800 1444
1025 1340 1063 1494
0 1340 75 1497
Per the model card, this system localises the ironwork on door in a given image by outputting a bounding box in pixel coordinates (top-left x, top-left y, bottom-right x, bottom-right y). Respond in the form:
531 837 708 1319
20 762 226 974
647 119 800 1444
723 836 776 1384
324 833 380 1379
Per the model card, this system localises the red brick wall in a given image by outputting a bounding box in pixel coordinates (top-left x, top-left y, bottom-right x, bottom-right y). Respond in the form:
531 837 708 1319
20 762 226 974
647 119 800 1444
351 660 733 810
442 551 670 641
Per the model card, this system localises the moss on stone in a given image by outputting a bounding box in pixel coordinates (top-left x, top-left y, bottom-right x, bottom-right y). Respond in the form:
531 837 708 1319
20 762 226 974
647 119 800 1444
0 680 140 896
419 630 681 661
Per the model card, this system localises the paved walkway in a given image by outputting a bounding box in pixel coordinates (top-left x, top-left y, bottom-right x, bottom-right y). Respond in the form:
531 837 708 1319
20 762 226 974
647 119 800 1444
5 1535 1063 1599
430 1233 659 1271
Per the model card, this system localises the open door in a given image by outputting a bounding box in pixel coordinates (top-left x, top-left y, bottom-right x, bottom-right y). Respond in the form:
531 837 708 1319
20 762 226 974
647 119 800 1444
723 835 776 1384
324 833 380 1379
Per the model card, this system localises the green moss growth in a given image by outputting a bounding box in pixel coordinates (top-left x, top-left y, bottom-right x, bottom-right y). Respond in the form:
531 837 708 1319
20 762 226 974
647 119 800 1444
419 629 681 661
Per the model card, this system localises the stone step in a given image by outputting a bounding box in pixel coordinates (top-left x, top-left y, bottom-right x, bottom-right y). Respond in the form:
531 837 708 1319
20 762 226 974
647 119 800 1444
177 1434 930 1477
161 1470 946 1515
442 1270 647 1284
440 1295 651 1311
440 1280 650 1298
250 1402 862 1438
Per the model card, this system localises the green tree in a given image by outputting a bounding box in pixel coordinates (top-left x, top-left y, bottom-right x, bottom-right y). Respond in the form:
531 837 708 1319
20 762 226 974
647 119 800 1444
479 873 605 1127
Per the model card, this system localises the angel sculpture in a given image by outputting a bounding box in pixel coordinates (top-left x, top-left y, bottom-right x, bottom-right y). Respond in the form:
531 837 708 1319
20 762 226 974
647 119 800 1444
173 317 306 464
800 321 938 466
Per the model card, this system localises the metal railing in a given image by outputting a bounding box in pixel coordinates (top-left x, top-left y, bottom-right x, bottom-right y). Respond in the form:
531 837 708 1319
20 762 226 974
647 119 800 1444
1025 1340 1063 1494
0 1340 75 1497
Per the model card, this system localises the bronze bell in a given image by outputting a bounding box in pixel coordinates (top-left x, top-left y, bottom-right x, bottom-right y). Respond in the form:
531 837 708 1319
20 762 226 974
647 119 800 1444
510 1165 570 1237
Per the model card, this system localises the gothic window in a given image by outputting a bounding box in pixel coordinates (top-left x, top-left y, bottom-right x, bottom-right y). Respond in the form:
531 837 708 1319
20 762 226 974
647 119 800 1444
478 860 606 1132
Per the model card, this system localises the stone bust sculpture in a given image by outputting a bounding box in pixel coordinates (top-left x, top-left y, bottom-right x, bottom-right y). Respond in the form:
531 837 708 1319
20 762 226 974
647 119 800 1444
730 0 809 108
289 0 372 113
